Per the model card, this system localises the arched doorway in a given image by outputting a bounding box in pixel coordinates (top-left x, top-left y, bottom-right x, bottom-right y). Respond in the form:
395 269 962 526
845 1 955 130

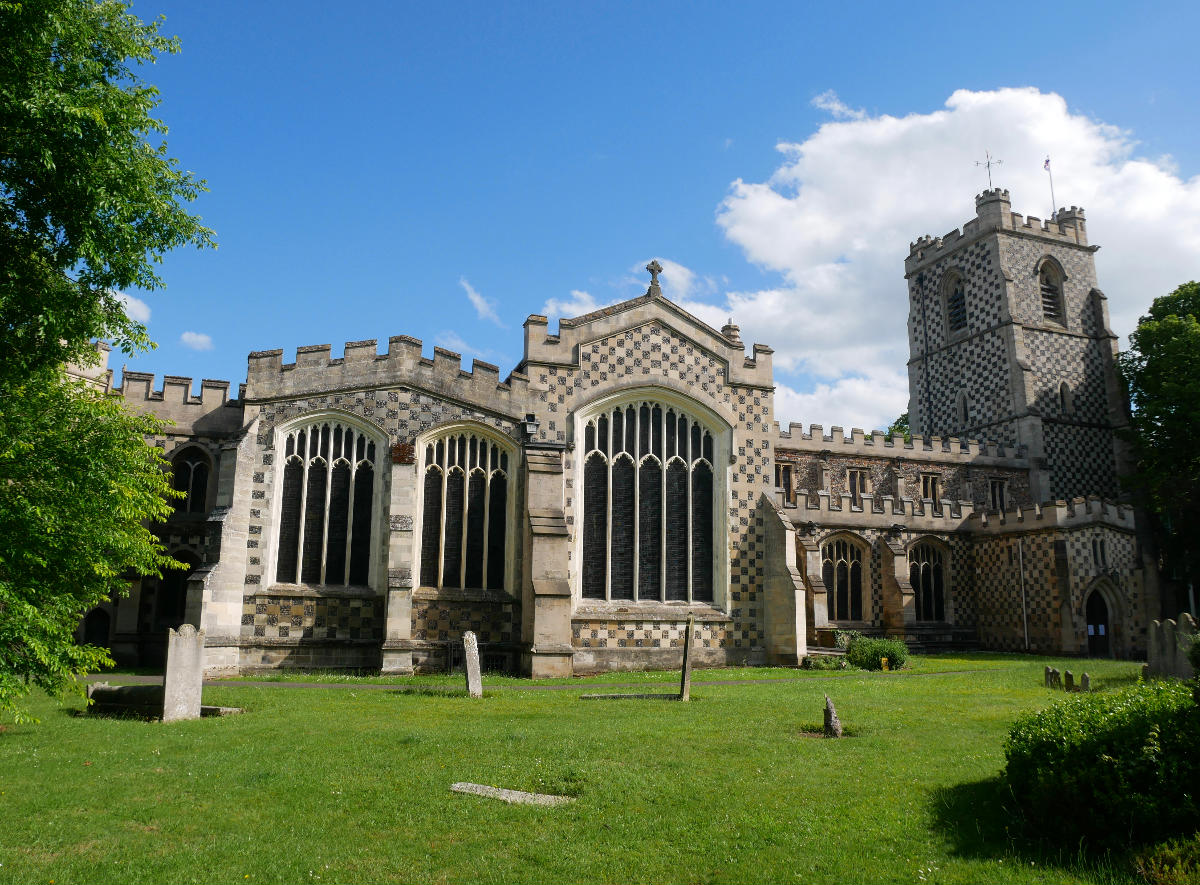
1086 591 1110 657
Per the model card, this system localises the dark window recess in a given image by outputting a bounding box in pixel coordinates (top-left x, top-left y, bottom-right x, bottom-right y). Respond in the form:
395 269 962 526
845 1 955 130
172 452 210 513
638 460 662 600
610 458 636 599
665 460 689 601
300 462 327 583
823 538 863 621
947 278 967 332
325 463 351 584
910 543 946 621
442 470 465 589
582 454 608 599
1040 267 1064 323
464 472 487 589
348 463 373 585
276 458 303 582
486 475 507 590
420 469 443 587
691 463 713 602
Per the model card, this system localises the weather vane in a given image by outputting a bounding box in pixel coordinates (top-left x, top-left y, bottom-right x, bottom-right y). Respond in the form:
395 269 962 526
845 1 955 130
975 150 1002 189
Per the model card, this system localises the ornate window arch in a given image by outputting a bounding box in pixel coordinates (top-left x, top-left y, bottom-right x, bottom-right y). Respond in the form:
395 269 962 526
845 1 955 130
943 271 968 334
171 445 211 514
821 534 868 621
909 539 949 622
576 390 729 605
416 424 514 592
272 413 381 587
1037 257 1066 325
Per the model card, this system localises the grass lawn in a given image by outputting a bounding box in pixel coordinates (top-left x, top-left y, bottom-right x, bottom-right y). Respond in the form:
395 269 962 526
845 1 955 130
0 653 1144 884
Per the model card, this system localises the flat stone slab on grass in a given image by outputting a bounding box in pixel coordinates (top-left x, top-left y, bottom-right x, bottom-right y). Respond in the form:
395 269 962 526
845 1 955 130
450 782 574 806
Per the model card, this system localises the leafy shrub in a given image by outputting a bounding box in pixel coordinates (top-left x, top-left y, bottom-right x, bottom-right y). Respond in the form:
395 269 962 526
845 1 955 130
845 637 908 671
801 655 847 671
1135 834 1200 885
833 629 862 650
1004 680 1200 847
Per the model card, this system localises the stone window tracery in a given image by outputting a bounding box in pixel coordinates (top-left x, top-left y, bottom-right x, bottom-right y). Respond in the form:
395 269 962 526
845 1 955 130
910 542 946 621
171 447 210 514
418 429 511 591
1039 261 1065 324
275 419 377 587
580 399 716 603
944 273 967 334
822 536 864 621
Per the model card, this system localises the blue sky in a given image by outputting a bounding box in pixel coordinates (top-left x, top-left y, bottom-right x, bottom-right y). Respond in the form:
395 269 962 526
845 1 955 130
122 0 1200 431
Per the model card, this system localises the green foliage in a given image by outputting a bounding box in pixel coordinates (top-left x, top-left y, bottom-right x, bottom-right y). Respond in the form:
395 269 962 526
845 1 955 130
1003 680 1200 847
886 412 912 442
0 0 215 386
1136 834 1200 885
1118 282 1200 590
833 628 862 650
0 371 181 720
800 654 847 670
845 636 909 670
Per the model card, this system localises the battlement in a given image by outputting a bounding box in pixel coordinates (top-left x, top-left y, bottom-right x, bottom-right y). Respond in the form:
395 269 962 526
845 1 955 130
111 371 244 434
773 423 1027 465
521 292 774 389
969 496 1135 534
782 488 976 532
244 336 530 418
906 191 1090 274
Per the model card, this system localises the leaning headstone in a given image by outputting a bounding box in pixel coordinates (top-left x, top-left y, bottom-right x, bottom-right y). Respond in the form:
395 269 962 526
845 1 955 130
462 631 483 699
162 624 205 722
1064 670 1075 692
1048 667 1062 689
1044 665 1052 688
1080 672 1091 692
679 615 695 702
823 694 842 738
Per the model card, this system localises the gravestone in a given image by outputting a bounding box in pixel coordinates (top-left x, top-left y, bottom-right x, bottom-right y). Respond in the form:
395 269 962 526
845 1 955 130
1080 672 1091 692
1044 665 1052 688
1063 670 1075 692
162 624 205 722
1047 667 1062 689
823 694 842 738
463 631 483 699
679 615 695 702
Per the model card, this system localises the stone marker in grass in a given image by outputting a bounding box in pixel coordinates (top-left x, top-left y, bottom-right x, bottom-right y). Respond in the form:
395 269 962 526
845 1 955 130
463 631 483 699
163 624 205 722
824 694 842 738
450 782 574 806
581 615 697 701
1080 672 1091 692
1063 670 1075 692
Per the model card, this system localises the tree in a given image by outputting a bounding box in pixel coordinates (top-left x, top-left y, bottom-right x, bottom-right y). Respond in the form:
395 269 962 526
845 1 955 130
886 412 911 442
0 1 212 718
0 0 214 387
0 371 179 719
1118 281 1200 607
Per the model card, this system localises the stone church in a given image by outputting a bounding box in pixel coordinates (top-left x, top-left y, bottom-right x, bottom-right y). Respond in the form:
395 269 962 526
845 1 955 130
79 189 1160 675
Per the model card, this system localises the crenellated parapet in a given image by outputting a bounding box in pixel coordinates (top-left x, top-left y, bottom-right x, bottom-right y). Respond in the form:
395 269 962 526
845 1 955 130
969 495 1136 534
519 292 774 390
773 423 1028 466
112 371 245 434
244 336 531 419
906 189 1091 276
781 488 976 533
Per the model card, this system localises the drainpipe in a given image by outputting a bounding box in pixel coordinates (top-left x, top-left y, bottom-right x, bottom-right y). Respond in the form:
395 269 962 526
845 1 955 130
1017 538 1029 651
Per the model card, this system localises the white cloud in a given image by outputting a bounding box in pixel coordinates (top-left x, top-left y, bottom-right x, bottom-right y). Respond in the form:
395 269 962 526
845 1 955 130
459 276 504 326
180 331 213 351
115 291 151 323
701 87 1200 430
541 289 609 320
811 89 866 121
624 257 719 303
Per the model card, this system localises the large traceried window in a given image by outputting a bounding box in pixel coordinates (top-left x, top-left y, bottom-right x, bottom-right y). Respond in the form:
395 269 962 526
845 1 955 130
909 542 946 622
581 399 716 603
822 536 864 621
275 419 377 587
419 429 510 591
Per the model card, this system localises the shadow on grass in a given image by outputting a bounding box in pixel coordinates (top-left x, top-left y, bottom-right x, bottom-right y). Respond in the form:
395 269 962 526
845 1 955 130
930 777 1131 881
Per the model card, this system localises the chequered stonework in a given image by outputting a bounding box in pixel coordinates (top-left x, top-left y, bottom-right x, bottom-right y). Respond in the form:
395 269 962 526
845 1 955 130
412 598 516 644
242 594 383 641
572 619 727 649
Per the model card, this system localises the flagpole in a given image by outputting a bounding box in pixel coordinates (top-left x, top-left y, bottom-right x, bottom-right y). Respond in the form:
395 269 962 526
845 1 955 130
1045 155 1057 220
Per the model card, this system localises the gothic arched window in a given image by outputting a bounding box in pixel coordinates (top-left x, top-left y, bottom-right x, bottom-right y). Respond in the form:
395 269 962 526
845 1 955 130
944 273 967 334
822 536 865 621
909 542 947 622
419 428 511 591
1039 261 1065 324
1059 381 1074 415
171 447 210 514
275 419 377 587
581 399 717 603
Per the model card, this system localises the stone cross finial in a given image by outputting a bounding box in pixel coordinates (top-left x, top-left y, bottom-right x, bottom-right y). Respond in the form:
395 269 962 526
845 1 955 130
646 260 663 297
